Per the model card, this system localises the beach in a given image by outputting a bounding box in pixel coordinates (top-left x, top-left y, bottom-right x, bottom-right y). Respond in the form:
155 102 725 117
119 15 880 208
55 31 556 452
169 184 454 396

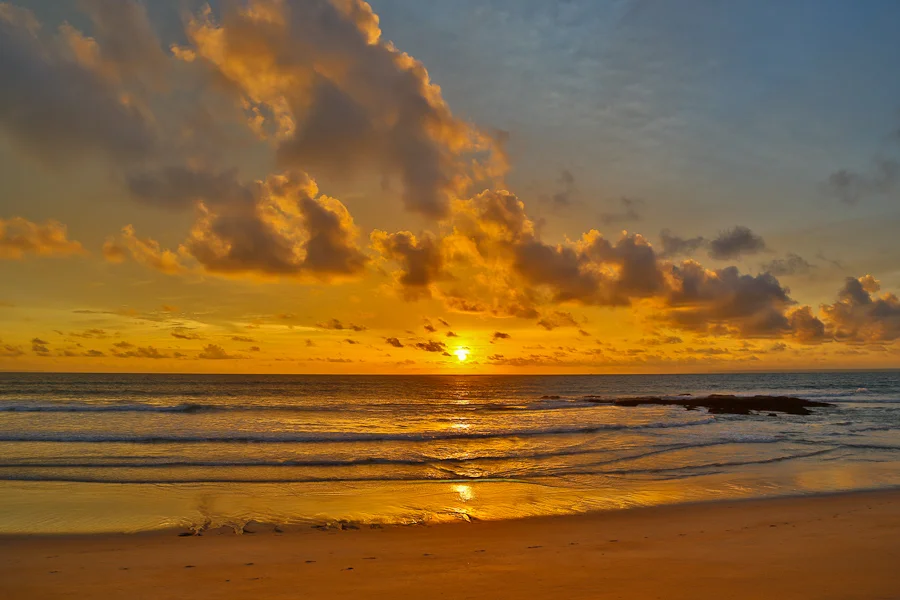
3 490 899 600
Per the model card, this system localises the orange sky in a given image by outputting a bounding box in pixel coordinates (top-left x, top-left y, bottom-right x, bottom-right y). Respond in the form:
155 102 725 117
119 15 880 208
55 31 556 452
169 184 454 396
1 0 899 374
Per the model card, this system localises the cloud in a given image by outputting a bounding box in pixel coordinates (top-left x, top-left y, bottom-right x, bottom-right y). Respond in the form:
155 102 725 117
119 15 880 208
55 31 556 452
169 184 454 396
437 318 451 328
0 342 24 357
537 311 579 331
171 328 203 340
111 170 368 281
659 262 805 338
549 169 576 208
317 318 367 331
0 4 157 165
491 331 511 342
178 0 501 218
74 0 169 87
599 198 643 225
821 276 900 342
70 328 107 339
343 338 360 345
423 319 438 333
385 337 404 348
0 218 85 259
707 226 766 260
824 160 899 205
31 337 50 355
659 229 706 258
231 336 255 343
414 340 447 353
103 225 187 275
113 345 169 359
371 230 445 299
197 344 242 360
762 253 815 277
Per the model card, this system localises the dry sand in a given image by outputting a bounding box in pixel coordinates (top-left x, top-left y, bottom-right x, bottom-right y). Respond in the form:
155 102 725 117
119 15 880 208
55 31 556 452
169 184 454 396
2 490 899 599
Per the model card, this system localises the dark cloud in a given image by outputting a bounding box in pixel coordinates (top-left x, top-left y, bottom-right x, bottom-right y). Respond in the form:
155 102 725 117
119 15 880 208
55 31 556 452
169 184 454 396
113 345 169 359
343 338 361 345
0 342 24 357
661 263 793 336
385 337 404 348
537 311 579 330
708 226 767 260
821 275 900 342
423 320 437 333
446 331 458 337
231 336 255 343
171 328 203 340
824 160 899 205
438 318 451 327
414 340 447 353
549 169 576 208
317 318 367 331
0 5 157 165
371 231 445 299
491 331 511 342
762 253 815 277
31 337 50 355
599 197 643 225
659 229 706 258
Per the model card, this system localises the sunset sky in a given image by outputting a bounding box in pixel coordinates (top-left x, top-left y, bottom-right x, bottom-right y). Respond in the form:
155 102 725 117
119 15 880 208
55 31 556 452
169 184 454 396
2 0 900 373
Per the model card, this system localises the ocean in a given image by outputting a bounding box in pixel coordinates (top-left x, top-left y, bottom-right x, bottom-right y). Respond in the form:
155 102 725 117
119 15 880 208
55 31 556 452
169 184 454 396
1 371 898 534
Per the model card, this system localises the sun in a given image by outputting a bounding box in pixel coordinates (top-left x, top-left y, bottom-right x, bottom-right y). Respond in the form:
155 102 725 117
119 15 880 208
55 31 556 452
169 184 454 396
454 348 469 362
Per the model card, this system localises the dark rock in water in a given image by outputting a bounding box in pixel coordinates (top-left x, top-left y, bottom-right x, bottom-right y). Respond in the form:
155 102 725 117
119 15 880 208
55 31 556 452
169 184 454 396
768 413 778 417
596 394 832 416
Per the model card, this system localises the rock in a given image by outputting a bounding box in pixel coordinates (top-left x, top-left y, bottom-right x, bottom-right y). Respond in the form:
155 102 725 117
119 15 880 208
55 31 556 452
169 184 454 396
593 394 832 416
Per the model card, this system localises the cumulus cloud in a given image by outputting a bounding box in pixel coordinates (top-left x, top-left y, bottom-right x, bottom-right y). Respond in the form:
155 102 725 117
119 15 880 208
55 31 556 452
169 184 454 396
0 218 85 259
177 0 501 218
707 226 767 260
197 344 242 360
659 262 799 337
385 337 404 348
821 276 900 342
491 331 511 342
110 171 368 281
103 225 186 275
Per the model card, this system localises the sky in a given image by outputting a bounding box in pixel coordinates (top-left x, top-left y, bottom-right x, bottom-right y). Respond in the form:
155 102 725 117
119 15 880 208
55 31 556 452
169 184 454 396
1 0 900 374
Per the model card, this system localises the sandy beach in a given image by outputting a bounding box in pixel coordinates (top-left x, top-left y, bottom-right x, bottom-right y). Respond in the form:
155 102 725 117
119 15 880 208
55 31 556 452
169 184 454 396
2 490 898 600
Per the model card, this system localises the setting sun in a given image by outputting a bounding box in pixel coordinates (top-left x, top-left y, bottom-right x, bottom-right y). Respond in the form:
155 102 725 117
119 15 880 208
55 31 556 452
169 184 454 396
454 348 469 362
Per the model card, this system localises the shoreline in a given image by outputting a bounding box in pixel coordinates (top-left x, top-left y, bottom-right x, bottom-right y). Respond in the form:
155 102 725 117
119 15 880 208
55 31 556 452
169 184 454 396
3 485 900 540
3 489 899 599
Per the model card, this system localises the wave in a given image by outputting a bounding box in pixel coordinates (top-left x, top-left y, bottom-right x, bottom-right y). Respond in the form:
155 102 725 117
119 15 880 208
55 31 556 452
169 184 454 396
0 437 792 470
0 417 717 444
0 448 846 485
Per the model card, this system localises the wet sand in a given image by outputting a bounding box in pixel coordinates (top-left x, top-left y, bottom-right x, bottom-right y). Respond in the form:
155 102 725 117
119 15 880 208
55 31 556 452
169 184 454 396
2 490 899 599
